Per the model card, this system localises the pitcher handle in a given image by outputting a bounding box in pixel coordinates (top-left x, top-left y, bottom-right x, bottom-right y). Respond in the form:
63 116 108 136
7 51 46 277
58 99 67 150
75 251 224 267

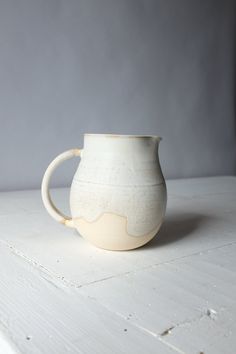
41 149 81 228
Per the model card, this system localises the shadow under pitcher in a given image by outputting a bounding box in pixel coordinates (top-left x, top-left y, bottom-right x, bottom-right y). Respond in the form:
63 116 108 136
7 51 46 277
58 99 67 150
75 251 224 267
41 134 167 251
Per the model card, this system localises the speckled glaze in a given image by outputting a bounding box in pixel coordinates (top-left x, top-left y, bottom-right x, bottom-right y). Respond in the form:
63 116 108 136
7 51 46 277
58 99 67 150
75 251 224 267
41 134 167 250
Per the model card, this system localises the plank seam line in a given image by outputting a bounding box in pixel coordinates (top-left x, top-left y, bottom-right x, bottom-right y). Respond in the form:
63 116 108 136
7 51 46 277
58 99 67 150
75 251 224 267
0 238 235 290
0 239 70 291
75 241 236 288
78 296 220 353
89 306 186 354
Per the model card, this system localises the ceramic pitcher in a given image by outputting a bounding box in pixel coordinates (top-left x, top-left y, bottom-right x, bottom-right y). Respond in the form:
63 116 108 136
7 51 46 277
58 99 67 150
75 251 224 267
41 134 167 250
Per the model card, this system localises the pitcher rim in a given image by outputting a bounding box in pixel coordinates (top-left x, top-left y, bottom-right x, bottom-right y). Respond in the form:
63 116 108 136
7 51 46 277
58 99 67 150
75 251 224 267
84 133 162 140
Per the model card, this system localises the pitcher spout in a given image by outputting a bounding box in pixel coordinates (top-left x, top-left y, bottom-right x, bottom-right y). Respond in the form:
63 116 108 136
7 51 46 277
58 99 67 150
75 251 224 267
152 136 162 143
151 136 162 152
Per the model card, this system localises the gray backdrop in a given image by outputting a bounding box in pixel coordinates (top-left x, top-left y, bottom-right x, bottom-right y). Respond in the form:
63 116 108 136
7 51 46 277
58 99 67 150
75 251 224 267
0 0 235 191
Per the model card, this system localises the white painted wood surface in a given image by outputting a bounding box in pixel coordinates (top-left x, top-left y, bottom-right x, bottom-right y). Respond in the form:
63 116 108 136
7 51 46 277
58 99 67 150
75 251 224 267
0 176 235 354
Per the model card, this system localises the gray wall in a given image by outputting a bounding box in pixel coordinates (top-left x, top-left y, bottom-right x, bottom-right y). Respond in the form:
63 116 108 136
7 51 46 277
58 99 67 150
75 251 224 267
0 0 235 191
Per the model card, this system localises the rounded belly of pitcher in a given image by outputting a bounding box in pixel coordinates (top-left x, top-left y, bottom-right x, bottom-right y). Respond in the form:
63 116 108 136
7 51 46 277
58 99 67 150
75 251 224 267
70 180 167 251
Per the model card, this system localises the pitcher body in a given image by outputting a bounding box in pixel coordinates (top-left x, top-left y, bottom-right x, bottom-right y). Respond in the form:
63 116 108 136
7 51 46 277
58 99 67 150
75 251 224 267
42 134 167 251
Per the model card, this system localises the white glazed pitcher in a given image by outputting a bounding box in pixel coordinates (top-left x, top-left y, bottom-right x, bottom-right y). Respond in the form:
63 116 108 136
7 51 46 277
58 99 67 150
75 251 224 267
41 134 167 251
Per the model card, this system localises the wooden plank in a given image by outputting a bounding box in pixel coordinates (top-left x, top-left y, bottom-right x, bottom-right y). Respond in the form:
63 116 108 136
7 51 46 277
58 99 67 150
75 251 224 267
0 176 235 353
0 245 174 354
78 243 236 354
0 177 235 288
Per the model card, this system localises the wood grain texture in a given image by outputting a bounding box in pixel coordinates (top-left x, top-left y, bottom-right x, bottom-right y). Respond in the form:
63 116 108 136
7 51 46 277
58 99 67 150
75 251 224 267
0 176 235 353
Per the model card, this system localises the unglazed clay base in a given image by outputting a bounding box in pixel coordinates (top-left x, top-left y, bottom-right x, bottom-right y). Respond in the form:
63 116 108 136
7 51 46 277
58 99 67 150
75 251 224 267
73 212 162 251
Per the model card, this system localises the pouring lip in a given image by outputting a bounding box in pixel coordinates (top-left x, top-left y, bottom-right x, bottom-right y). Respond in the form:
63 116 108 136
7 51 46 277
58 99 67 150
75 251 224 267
84 133 162 140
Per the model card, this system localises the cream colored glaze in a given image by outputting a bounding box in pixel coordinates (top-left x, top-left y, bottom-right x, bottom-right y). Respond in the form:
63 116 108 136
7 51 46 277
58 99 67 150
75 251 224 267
70 180 166 237
73 212 162 251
